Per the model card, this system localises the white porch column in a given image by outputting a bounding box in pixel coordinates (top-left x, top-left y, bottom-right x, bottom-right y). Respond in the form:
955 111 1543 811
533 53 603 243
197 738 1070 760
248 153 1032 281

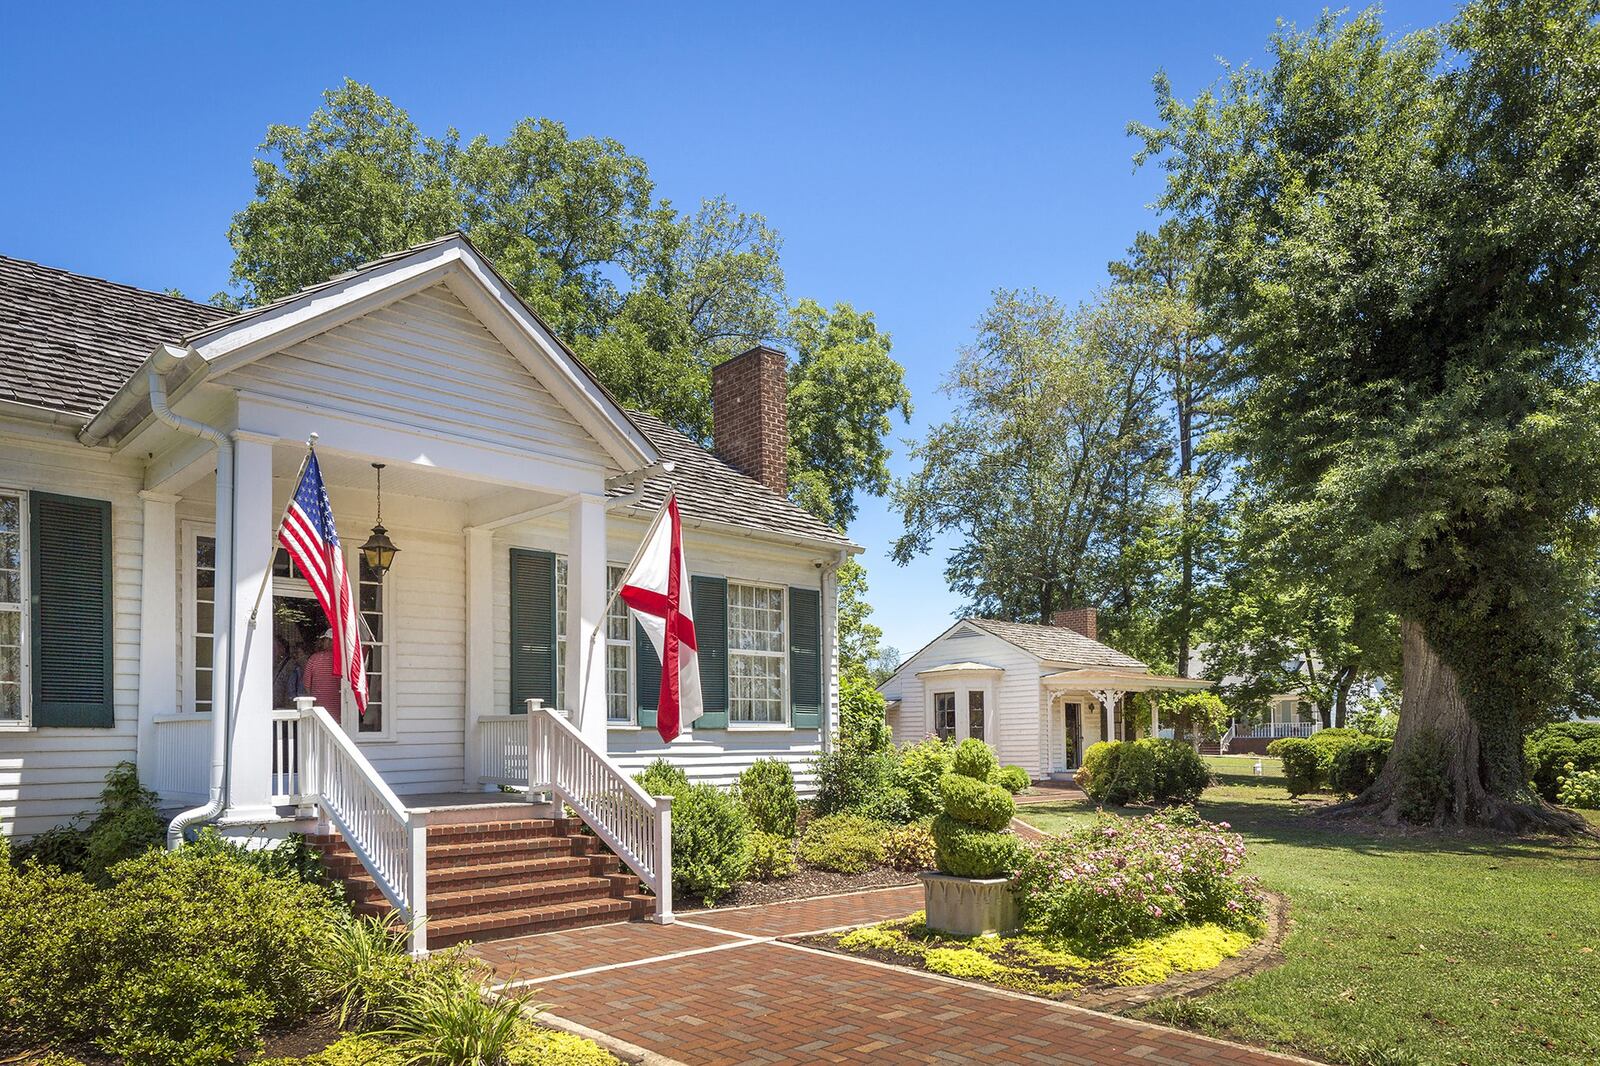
1091 689 1119 746
565 493 607 748
463 526 494 789
1150 697 1160 739
222 433 277 822
135 490 181 784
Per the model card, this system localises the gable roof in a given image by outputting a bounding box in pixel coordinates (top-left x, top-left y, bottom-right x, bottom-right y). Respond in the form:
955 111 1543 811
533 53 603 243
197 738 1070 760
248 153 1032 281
967 617 1147 670
618 410 852 548
0 254 230 417
0 242 856 554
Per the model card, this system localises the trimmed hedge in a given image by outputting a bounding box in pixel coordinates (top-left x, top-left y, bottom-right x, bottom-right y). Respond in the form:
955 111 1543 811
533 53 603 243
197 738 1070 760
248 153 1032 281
798 813 886 873
950 738 999 782
1079 739 1210 806
746 830 798 880
990 765 1031 794
1329 736 1392 797
736 759 799 837
938 772 1015 832
894 738 953 818
1269 730 1371 796
929 815 1022 878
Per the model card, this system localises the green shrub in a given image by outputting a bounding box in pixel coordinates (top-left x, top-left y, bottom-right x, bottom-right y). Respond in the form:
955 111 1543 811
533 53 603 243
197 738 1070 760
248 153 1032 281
881 822 937 871
839 673 892 753
1329 736 1392 797
746 830 798 880
928 814 1022 878
855 783 914 824
1556 762 1600 809
311 911 414 1029
1525 722 1600 800
0 838 342 1064
990 765 1031 794
258 1033 405 1065
372 957 533 1066
670 783 750 903
811 743 896 817
1267 737 1327 796
950 737 999 782
12 762 165 884
798 813 886 873
508 1028 619 1066
1080 739 1207 805
938 772 1015 832
894 737 953 817
736 759 799 837
1396 729 1454 824
635 758 690 798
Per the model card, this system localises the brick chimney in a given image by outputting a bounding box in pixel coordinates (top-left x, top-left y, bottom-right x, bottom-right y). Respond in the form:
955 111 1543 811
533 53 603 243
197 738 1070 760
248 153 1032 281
1052 607 1098 640
711 345 788 495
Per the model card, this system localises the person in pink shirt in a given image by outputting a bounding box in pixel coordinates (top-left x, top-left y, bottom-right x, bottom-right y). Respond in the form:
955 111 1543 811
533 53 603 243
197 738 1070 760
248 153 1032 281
303 629 343 723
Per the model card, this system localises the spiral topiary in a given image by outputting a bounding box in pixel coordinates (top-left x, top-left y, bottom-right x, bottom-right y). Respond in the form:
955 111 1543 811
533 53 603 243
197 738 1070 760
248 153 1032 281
931 739 1022 878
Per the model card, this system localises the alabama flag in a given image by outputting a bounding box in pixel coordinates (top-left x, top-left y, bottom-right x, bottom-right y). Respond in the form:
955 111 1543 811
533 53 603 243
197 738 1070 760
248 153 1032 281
618 495 702 742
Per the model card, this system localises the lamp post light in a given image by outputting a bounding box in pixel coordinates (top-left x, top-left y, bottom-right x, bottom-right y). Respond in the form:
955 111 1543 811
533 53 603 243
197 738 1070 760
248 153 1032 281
359 462 400 576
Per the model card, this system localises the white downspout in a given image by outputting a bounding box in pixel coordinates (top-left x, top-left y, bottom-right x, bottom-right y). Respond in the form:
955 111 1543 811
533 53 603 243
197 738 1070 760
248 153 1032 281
148 346 235 848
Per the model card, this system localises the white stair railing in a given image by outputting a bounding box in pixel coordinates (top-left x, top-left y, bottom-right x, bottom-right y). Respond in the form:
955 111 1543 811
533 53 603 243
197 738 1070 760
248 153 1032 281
526 699 674 924
1219 724 1236 754
474 713 529 788
293 697 431 953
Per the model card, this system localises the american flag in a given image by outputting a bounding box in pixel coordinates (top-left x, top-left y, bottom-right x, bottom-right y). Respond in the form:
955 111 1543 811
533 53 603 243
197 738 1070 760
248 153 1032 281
279 450 367 716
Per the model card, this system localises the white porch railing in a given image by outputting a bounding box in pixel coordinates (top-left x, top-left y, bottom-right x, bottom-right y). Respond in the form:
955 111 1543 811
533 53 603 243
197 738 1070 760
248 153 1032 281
148 713 211 801
270 708 303 805
525 699 674 924
475 713 529 788
289 697 431 954
1235 721 1320 740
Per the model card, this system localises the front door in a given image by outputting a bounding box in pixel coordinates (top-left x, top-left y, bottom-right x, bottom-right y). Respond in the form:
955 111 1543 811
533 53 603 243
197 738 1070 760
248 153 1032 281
270 547 385 739
1063 701 1083 768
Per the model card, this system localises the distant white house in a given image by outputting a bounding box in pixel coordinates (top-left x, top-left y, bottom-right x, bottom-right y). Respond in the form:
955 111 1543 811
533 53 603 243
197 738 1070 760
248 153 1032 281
877 609 1211 780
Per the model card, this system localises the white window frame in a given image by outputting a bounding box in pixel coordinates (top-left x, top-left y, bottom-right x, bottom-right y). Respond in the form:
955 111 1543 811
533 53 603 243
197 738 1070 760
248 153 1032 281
181 523 216 717
933 690 956 740
727 580 789 728
0 487 30 730
555 557 639 727
554 556 568 711
605 563 634 727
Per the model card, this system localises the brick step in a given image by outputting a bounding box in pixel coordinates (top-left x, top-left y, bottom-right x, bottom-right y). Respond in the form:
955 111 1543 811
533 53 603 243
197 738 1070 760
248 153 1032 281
316 833 585 876
426 896 643 949
423 875 619 918
341 852 632 906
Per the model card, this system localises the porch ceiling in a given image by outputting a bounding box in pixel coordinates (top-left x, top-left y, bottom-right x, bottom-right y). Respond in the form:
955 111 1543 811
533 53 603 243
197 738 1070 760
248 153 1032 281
269 444 537 505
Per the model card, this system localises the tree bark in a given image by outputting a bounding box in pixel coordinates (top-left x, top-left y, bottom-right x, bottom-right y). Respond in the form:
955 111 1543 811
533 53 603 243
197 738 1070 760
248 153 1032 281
1329 619 1589 834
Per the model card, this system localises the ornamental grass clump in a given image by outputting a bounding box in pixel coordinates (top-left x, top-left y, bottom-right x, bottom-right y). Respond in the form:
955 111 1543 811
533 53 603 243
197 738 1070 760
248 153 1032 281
930 740 1023 878
1012 814 1265 950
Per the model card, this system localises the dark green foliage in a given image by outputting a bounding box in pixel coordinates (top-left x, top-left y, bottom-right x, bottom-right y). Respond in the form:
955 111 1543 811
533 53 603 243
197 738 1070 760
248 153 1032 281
797 813 886 873
1330 737 1393 798
990 765 1031 795
668 783 750 903
634 758 690 799
938 772 1015 832
1396 730 1455 825
893 737 952 818
928 814 1023 878
950 737 999 782
811 742 896 818
838 673 892 753
13 762 165 884
1524 722 1600 801
1081 739 1210 806
0 838 341 1064
854 783 914 825
1268 738 1327 797
736 759 799 838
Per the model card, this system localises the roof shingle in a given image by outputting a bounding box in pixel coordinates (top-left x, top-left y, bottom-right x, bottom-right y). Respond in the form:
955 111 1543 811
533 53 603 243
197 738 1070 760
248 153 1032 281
0 254 229 417
966 617 1147 670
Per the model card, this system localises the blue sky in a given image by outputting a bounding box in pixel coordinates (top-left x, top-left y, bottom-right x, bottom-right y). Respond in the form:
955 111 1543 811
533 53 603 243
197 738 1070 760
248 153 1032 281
0 1 1455 659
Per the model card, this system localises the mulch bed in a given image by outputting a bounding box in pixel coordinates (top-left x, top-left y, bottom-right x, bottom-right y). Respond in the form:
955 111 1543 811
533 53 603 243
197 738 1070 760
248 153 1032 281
791 890 1290 1015
249 1013 344 1060
677 862 917 911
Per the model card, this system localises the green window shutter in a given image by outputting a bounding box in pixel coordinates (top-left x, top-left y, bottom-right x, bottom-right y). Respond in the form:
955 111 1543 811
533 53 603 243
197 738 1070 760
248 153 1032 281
691 576 728 729
509 548 557 713
789 586 823 729
31 493 113 728
635 623 659 729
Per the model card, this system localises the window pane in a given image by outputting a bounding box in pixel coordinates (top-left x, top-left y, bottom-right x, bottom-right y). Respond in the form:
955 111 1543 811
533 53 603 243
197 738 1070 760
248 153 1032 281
0 681 19 721
0 531 18 570
0 611 18 647
360 702 382 732
0 571 17 605
968 691 985 741
0 645 19 685
196 601 213 633
195 668 212 703
194 635 212 669
0 494 17 532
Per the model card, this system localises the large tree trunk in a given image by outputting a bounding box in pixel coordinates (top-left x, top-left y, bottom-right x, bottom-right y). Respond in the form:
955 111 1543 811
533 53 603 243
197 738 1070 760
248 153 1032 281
1330 618 1589 834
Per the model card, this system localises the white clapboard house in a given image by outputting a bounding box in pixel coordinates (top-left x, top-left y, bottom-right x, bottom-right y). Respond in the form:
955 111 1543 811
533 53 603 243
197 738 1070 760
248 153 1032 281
878 609 1211 780
0 235 856 946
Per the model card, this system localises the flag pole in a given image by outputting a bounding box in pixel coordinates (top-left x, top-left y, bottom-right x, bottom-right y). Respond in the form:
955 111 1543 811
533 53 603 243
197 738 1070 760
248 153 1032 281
246 433 317 632
577 486 676 715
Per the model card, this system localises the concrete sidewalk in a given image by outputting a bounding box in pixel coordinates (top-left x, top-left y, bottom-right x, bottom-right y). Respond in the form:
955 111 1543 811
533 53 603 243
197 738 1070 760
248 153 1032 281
467 885 1318 1066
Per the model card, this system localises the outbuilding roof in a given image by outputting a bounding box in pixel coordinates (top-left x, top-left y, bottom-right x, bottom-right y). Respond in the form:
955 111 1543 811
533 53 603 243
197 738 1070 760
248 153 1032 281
966 617 1147 671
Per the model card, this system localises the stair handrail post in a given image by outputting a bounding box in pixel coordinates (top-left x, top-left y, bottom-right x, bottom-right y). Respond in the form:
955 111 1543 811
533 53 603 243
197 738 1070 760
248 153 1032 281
407 814 429 956
652 793 674 924
294 696 320 823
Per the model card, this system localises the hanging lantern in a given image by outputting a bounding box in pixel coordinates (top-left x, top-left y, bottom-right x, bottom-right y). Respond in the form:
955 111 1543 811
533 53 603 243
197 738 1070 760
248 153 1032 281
359 462 400 576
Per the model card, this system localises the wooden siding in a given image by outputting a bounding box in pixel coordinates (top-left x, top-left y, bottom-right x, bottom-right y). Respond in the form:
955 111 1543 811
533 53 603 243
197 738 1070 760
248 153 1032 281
0 432 145 837
224 284 610 469
879 623 1048 776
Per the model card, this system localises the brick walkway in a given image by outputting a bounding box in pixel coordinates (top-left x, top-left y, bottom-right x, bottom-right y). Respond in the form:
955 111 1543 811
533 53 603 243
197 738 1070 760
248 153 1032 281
467 886 1318 1066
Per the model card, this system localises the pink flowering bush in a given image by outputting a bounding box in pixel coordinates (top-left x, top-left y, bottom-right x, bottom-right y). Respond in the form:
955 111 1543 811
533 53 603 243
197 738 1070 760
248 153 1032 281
1011 812 1266 949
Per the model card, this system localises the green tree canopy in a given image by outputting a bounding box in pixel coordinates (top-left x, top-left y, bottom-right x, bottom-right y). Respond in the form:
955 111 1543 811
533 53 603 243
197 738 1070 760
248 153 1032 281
1134 0 1600 830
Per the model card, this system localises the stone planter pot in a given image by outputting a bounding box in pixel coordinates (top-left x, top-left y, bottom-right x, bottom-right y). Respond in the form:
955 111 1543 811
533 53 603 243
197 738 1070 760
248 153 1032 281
919 871 1018 936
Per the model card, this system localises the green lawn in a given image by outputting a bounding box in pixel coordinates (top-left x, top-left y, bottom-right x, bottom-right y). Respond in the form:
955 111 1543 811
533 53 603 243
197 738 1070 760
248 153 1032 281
1017 756 1600 1066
